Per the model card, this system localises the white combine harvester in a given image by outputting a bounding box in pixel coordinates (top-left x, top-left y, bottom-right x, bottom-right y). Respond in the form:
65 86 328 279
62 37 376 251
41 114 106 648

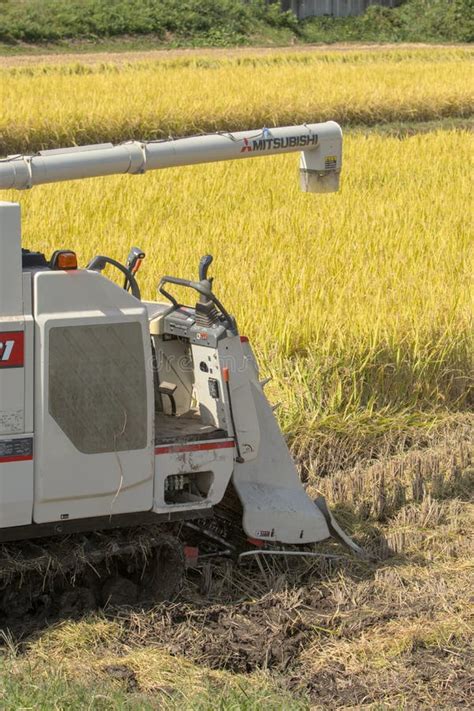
0 122 362 612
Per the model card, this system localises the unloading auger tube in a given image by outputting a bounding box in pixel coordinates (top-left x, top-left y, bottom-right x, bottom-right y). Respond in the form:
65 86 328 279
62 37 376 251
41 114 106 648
0 121 341 192
0 120 364 606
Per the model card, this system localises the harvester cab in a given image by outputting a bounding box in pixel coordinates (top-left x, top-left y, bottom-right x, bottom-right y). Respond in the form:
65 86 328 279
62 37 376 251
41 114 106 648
0 122 363 608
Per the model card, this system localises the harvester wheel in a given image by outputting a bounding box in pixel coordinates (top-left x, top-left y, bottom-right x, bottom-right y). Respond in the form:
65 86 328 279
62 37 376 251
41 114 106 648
139 534 185 602
102 576 139 607
59 587 97 616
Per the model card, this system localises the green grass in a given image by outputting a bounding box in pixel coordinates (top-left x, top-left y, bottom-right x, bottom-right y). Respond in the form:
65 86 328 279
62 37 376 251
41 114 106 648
0 656 307 710
0 664 144 710
0 0 297 47
302 0 474 44
0 0 472 51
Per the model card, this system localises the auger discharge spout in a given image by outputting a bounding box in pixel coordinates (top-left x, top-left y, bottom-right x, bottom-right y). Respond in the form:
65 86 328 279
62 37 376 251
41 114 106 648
0 121 342 193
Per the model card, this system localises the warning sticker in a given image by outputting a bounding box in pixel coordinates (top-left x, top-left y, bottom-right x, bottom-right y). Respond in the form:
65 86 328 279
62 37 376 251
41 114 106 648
325 155 337 170
0 436 33 462
0 410 24 434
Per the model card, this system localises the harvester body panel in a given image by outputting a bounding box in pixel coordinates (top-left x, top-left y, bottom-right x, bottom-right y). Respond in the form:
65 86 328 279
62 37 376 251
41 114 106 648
32 270 155 523
0 203 34 529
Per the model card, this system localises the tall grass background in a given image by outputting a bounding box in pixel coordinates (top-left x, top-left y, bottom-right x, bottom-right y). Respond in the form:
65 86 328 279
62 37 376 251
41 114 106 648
8 130 472 458
1 48 472 154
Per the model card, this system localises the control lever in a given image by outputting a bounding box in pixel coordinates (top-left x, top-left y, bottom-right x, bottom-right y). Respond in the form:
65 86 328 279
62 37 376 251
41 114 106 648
197 254 214 320
199 254 213 283
158 272 236 332
124 246 145 292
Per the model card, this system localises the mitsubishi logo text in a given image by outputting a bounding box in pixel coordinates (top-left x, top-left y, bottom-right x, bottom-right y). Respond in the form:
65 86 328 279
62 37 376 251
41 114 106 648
240 134 318 153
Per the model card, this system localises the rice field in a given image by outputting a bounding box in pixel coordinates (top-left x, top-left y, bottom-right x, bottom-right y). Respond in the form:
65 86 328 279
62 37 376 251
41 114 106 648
0 45 473 710
1 47 473 154
6 128 472 460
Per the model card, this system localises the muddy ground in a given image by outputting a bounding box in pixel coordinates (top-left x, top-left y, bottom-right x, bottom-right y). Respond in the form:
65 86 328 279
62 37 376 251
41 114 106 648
1 417 473 708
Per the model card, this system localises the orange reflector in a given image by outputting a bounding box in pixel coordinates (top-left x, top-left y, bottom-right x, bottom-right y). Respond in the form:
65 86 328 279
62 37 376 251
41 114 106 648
247 537 265 548
131 258 142 275
183 545 199 569
240 335 249 343
222 366 230 383
55 251 77 270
